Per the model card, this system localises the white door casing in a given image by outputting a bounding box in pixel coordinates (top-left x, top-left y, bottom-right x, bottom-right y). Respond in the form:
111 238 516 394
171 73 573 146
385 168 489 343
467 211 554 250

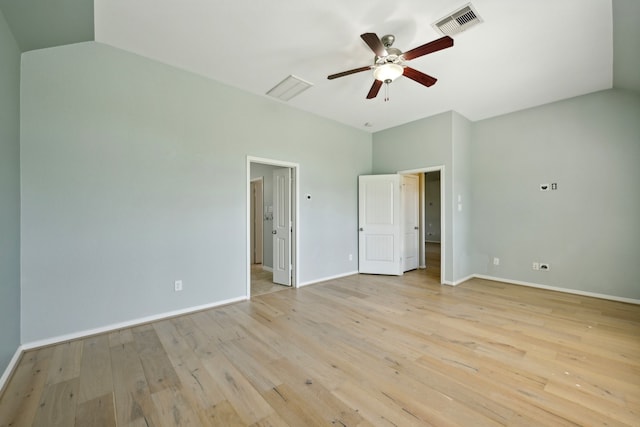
402 174 419 272
272 167 292 286
358 174 402 276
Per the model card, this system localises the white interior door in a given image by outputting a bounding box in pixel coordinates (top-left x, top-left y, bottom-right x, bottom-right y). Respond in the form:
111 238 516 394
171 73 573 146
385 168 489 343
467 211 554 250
272 168 291 286
402 174 419 272
358 175 402 275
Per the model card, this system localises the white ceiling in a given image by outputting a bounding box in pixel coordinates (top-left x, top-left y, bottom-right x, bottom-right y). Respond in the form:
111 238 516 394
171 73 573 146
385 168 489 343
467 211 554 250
93 0 615 132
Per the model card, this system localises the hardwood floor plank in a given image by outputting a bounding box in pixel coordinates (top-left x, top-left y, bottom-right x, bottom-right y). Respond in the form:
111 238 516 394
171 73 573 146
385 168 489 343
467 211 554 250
202 399 250 426
261 384 327 427
45 341 83 386
201 352 275 425
150 387 200 427
74 392 116 427
109 342 161 427
267 357 365 426
0 347 52 427
332 380 426 427
248 412 291 427
78 335 114 403
153 318 227 409
131 325 181 394
108 329 134 348
32 378 79 427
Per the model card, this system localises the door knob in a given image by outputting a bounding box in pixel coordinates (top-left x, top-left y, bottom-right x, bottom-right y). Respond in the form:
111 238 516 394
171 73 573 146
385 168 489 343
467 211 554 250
272 230 277 234
414 226 419 230
359 227 364 231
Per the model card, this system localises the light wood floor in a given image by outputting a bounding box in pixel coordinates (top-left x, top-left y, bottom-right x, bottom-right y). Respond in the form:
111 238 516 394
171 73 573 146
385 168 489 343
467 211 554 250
251 242 442 297
251 264 288 297
1 269 638 426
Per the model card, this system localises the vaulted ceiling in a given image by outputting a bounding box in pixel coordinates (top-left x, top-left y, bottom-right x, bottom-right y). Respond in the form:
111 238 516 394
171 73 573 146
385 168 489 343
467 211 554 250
1 0 638 132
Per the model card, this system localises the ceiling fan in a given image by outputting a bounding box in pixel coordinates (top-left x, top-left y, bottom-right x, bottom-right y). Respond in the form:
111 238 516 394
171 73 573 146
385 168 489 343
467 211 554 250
327 33 454 100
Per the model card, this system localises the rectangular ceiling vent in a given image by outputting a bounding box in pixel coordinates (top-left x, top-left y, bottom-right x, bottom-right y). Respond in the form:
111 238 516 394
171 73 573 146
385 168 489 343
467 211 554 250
433 3 482 36
266 75 313 102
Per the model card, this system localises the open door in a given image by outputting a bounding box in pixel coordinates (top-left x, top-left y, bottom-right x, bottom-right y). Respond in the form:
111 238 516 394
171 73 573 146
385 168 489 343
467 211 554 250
358 174 402 275
272 167 292 286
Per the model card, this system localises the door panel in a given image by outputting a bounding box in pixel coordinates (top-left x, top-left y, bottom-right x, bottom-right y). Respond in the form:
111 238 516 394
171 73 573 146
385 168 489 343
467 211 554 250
402 174 419 272
358 175 402 275
272 168 291 286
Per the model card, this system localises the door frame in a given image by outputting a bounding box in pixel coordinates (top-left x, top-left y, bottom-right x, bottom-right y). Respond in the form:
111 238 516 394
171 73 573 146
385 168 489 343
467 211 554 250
246 156 299 297
399 166 445 284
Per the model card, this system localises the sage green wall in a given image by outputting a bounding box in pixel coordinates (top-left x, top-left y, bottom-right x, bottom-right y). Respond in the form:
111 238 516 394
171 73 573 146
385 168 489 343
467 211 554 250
451 112 473 280
471 89 640 299
0 9 21 372
20 42 370 343
372 112 456 283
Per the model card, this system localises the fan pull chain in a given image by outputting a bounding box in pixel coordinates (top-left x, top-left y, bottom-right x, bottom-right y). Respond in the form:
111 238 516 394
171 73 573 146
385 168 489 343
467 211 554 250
384 81 390 102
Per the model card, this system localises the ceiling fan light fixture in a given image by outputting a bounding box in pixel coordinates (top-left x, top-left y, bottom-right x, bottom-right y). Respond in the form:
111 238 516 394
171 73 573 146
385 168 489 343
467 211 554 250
373 63 403 83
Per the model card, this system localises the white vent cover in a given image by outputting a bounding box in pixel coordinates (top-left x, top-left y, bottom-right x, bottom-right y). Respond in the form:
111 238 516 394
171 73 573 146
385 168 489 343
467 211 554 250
433 3 482 36
266 75 313 101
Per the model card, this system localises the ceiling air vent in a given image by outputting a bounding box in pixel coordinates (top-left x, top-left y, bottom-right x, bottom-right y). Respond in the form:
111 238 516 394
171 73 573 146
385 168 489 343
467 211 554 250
266 75 313 101
433 4 482 36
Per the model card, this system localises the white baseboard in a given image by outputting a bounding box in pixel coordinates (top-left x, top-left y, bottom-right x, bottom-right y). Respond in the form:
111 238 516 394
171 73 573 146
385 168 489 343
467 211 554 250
473 274 640 305
22 296 247 351
262 265 273 273
442 274 475 287
298 271 359 288
0 345 24 395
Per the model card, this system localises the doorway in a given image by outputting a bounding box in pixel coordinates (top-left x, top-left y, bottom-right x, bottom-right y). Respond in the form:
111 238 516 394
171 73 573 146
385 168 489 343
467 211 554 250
399 167 444 284
423 171 442 282
246 156 299 297
358 167 444 283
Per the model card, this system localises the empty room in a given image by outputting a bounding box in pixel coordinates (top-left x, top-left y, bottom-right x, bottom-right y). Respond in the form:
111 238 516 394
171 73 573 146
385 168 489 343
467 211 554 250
1 0 638 425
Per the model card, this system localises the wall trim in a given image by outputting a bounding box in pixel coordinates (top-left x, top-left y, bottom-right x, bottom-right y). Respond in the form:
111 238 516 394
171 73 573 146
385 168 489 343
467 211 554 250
262 265 273 273
298 271 359 288
442 274 475 286
473 274 640 305
21 296 247 352
0 346 24 396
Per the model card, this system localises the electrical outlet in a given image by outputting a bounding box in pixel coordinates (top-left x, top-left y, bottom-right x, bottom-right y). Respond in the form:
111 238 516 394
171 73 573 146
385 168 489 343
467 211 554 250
174 280 183 291
493 257 500 266
532 262 539 270
539 263 550 271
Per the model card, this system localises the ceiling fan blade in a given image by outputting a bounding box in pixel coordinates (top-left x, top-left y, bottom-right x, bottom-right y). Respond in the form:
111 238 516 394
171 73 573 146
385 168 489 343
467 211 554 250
403 67 438 87
327 66 372 80
366 80 383 99
402 36 454 61
361 33 387 57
